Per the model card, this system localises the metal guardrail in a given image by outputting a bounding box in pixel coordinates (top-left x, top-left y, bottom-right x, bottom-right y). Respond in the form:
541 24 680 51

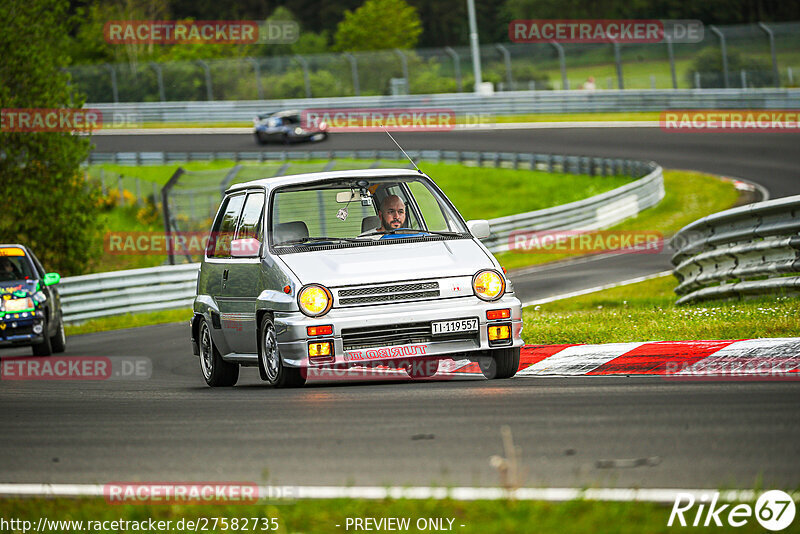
89 88 800 124
671 195 800 305
66 152 663 321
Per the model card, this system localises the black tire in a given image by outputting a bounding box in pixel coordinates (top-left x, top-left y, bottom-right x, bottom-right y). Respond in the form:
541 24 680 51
479 347 520 379
50 313 66 353
255 132 268 145
258 314 306 388
198 318 239 387
32 315 53 356
403 358 440 379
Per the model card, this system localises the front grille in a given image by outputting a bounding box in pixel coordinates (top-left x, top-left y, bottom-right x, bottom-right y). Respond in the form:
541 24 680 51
337 281 439 307
341 321 475 351
1 323 33 338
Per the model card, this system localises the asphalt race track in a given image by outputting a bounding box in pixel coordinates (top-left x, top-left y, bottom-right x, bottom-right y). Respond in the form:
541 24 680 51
0 126 797 490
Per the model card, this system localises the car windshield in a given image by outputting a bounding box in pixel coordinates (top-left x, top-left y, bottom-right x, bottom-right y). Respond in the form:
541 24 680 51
269 176 469 248
0 249 36 282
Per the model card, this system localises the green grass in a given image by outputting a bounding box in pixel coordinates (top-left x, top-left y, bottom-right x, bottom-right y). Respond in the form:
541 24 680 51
522 275 800 345
0 497 776 533
496 170 740 271
65 308 191 334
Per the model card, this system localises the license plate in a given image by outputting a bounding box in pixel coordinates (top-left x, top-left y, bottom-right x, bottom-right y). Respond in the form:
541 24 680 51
431 318 478 336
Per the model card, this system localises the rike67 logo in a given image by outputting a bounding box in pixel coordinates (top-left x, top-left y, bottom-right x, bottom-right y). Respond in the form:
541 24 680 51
669 490 796 531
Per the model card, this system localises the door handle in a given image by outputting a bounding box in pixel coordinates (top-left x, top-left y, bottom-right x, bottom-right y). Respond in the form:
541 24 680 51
223 269 229 280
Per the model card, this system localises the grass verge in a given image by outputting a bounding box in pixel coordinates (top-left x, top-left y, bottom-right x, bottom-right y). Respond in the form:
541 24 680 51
522 274 800 345
65 308 191 336
496 170 740 271
0 497 774 533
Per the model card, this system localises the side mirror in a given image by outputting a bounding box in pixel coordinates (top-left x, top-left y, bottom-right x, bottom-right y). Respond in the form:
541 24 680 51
231 238 262 258
43 272 60 286
466 220 491 239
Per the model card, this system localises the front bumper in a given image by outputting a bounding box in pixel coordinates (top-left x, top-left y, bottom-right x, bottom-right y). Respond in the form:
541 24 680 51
274 294 523 367
0 313 44 348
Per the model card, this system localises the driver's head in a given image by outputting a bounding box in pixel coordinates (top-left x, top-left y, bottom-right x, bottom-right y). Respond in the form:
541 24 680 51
378 195 406 232
0 258 13 272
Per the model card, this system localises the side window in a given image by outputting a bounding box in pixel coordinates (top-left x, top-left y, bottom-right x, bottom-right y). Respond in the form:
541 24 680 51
27 251 46 278
208 194 245 258
407 181 454 232
236 192 265 241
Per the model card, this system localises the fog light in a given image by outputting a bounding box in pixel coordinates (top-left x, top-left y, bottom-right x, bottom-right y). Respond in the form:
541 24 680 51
308 341 333 359
487 309 510 320
488 324 511 342
307 325 333 336
32 324 43 334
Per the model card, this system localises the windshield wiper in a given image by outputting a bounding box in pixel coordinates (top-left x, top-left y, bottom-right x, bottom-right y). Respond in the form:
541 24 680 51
275 236 363 246
359 228 466 238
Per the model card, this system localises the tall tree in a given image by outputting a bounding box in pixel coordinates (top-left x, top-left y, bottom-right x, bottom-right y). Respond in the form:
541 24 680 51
0 0 101 275
333 0 422 51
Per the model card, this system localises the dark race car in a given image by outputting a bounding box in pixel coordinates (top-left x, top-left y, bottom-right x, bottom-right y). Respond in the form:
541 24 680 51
253 109 328 145
0 244 65 355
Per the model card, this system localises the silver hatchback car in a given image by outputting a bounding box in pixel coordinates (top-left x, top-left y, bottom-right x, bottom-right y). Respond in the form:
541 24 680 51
191 168 523 387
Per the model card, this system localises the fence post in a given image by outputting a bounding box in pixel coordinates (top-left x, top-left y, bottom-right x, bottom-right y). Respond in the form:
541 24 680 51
444 47 462 92
118 175 125 206
394 49 410 93
740 70 747 88
162 168 185 266
665 34 677 89
149 62 166 102
196 60 214 100
294 55 312 98
495 44 513 90
709 25 729 88
757 23 780 87
135 178 141 205
694 71 701 89
611 40 624 89
246 57 264 99
104 63 119 103
549 41 568 89
343 53 360 96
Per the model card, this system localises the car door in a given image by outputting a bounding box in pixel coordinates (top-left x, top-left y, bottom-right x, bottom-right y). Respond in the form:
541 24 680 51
203 193 245 356
219 189 266 355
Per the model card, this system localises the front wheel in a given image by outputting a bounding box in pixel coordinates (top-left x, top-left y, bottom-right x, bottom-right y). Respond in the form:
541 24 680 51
199 318 239 387
32 315 53 356
479 347 520 379
258 315 306 388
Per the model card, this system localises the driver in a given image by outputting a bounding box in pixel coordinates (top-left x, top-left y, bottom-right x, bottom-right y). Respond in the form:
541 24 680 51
0 257 21 281
376 195 406 233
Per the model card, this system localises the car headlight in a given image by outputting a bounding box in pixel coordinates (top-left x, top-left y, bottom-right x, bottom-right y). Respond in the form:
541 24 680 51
4 297 35 313
298 284 332 317
294 127 303 135
473 270 505 301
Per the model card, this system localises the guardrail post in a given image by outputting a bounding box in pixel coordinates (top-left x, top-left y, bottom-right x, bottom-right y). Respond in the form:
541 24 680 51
444 47 462 92
149 62 166 102
495 44 513 90
709 25 729 89
394 49 410 93
195 60 214 100
757 23 780 87
740 69 747 88
246 57 264 100
293 55 312 98
665 34 677 89
104 63 119 103
343 53 360 96
694 71 701 89
549 41 568 89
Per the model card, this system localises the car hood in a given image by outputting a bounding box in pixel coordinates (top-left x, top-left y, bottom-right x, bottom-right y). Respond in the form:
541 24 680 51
279 239 494 287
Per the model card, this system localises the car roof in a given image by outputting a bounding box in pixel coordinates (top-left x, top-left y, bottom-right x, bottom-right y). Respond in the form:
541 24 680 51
0 244 28 252
227 168 425 193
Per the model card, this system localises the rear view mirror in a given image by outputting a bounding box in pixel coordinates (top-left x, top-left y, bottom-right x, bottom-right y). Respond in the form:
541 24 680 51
336 191 356 203
467 220 491 239
43 272 60 286
230 238 262 258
